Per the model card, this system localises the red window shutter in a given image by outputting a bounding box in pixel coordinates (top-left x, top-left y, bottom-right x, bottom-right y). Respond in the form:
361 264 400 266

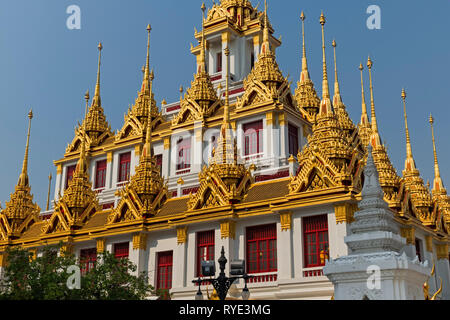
95 160 107 189
114 242 129 260
288 123 299 156
155 154 163 173
118 152 131 182
303 215 329 268
246 224 277 274
157 251 173 292
197 230 215 277
216 52 222 73
243 120 263 156
176 138 191 171
80 248 97 274
65 165 77 189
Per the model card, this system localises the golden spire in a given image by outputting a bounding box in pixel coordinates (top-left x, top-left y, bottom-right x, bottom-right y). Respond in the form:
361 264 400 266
179 85 183 102
46 173 52 211
17 109 33 187
429 114 445 194
332 39 342 105
367 57 381 147
142 69 155 158
75 90 90 175
319 12 332 115
359 63 370 126
260 0 270 55
141 24 151 91
401 88 416 172
294 11 320 119
92 43 102 108
198 3 207 73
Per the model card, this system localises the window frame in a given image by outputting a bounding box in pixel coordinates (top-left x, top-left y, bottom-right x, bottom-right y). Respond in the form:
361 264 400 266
118 152 131 183
94 159 107 189
303 215 329 268
288 123 299 157
176 137 191 172
243 120 264 157
113 242 130 260
65 165 77 189
79 248 97 274
216 52 222 73
246 224 277 274
196 230 215 277
156 251 173 292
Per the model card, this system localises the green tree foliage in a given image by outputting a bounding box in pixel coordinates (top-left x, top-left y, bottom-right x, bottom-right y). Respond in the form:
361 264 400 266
0 244 156 300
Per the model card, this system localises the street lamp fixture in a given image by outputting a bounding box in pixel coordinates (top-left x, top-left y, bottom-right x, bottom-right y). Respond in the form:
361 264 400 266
192 246 253 300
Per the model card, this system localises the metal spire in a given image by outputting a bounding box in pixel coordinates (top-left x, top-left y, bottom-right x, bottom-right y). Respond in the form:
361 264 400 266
17 109 33 187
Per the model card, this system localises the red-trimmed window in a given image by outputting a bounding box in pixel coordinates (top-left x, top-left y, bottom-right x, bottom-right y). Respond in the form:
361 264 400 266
176 137 191 171
246 224 277 274
95 160 107 189
114 242 129 260
80 248 97 274
155 154 163 173
216 52 222 73
118 152 131 182
303 215 329 268
288 123 299 156
244 120 263 156
65 165 76 189
415 238 422 262
157 251 173 293
197 230 215 277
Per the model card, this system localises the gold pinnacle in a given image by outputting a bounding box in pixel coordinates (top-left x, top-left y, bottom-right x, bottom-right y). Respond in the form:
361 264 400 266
429 114 434 125
147 24 151 32
332 39 336 47
28 109 33 119
98 42 103 51
320 12 326 25
201 2 206 12
367 56 373 69
150 69 154 81
224 47 230 56
84 90 90 102
401 88 406 100
359 63 363 71
300 11 305 21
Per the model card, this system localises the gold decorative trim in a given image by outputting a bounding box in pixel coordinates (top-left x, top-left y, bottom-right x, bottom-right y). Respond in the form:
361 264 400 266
107 152 113 163
425 235 433 252
134 144 142 157
164 137 171 150
133 233 148 250
400 227 415 245
56 164 63 175
230 121 236 131
177 226 188 244
96 238 106 253
195 129 203 142
436 244 449 260
279 113 286 127
29 248 37 261
177 177 185 185
266 112 274 126
222 31 230 44
60 242 74 256
220 221 235 239
280 211 293 231
334 203 357 224
253 34 260 46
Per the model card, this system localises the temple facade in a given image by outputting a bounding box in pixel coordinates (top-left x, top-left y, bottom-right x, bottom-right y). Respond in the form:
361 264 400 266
0 0 449 300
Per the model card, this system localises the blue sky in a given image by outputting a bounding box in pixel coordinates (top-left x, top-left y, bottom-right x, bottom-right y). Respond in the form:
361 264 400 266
0 0 449 209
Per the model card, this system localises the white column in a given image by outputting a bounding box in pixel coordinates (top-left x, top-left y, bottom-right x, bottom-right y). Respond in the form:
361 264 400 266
162 138 170 179
217 225 235 276
277 221 293 280
193 121 203 173
436 254 450 299
105 152 113 189
130 237 149 277
279 115 288 159
54 166 62 201
328 213 349 259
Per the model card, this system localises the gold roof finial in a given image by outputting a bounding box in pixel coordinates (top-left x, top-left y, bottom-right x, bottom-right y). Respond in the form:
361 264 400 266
144 24 151 84
401 88 416 172
299 10 311 81
332 39 342 105
359 63 370 126
46 173 52 211
367 56 381 147
260 0 270 55
142 67 154 158
319 11 332 115
17 109 33 187
198 3 207 73
179 85 184 102
429 114 445 194
92 43 102 107
76 90 90 174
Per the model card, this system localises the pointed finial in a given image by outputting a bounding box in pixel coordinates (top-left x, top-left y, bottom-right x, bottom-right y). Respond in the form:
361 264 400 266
92 42 103 107
224 47 230 111
46 173 52 211
18 109 33 187
299 10 311 80
332 39 342 105
367 56 378 133
319 11 332 115
179 85 184 102
198 3 207 73
144 24 151 81
260 0 270 54
401 88 416 172
429 114 444 193
359 63 369 125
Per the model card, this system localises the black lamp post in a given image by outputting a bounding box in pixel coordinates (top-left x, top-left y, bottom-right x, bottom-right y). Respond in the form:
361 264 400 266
192 246 253 301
